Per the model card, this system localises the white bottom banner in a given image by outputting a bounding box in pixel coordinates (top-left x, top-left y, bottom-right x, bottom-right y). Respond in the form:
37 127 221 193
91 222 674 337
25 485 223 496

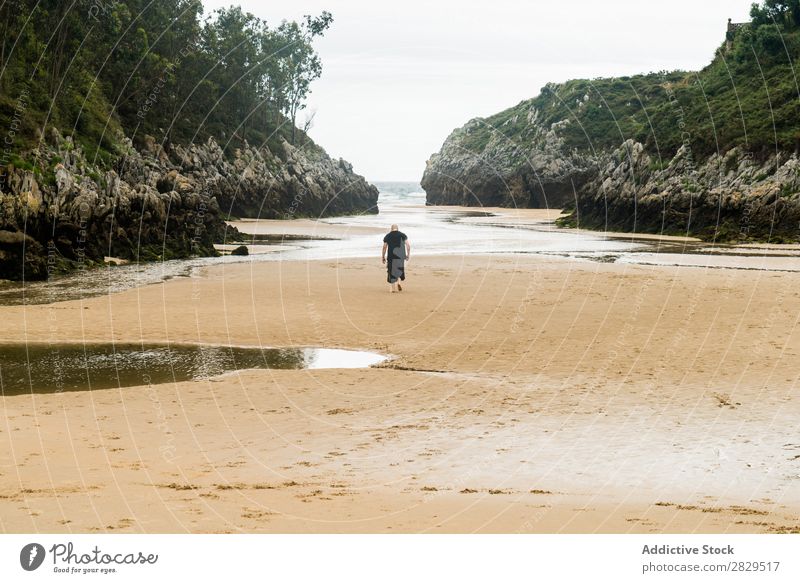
1 534 797 582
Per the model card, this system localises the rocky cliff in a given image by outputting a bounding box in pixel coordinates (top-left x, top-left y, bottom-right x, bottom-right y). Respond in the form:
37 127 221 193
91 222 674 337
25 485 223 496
421 108 597 209
0 129 378 281
423 111 800 241
141 135 378 220
422 17 800 242
565 140 800 241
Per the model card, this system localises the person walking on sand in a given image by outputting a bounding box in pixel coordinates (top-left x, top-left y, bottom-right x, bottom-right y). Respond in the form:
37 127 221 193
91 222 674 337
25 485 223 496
382 224 410 293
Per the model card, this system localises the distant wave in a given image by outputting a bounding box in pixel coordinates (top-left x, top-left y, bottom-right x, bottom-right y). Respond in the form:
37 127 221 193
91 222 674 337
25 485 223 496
374 182 424 199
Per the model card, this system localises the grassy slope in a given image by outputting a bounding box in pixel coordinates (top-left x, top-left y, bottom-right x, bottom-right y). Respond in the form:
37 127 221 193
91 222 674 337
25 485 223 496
460 24 800 164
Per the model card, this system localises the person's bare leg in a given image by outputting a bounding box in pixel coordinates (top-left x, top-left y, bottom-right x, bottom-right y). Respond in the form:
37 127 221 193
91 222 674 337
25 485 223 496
390 282 397 293
397 281 403 291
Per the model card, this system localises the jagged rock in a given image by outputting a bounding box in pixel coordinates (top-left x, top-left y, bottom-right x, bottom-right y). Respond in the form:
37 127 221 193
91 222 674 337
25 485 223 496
422 111 598 208
144 136 379 220
568 141 800 240
230 245 249 256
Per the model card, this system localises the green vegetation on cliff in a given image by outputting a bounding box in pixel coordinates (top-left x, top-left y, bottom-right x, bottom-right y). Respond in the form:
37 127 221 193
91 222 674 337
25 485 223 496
462 17 800 162
0 0 330 165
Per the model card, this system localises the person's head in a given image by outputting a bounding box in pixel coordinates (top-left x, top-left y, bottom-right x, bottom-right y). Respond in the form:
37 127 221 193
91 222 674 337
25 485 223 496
390 224 398 231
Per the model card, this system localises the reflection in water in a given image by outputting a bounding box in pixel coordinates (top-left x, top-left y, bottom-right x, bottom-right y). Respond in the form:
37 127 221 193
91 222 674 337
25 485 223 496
0 343 386 396
302 348 387 370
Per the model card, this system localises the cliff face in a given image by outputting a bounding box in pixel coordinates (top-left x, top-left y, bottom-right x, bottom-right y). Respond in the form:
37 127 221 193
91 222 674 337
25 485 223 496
568 140 800 241
0 129 378 281
421 111 596 209
421 20 800 242
162 136 378 220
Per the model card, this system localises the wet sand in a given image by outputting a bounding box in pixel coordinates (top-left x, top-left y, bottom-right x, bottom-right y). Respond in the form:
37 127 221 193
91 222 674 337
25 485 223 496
229 218 385 238
2 242 800 532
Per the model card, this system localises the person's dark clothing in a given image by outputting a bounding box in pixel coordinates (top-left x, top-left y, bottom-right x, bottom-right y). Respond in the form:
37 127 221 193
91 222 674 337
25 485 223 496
383 231 407 283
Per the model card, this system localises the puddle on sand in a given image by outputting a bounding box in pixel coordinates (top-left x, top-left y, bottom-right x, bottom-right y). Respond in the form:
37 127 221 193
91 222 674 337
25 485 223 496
0 343 387 396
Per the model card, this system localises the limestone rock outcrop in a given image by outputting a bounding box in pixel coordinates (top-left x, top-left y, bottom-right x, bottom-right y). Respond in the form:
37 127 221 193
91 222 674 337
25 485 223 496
421 108 597 209
568 140 800 240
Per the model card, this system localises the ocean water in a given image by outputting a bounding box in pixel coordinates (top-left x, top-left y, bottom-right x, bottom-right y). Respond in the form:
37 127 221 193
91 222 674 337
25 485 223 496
1 181 798 306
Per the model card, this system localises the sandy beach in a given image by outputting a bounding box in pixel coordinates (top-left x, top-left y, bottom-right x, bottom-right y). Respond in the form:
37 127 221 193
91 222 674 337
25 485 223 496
2 209 800 533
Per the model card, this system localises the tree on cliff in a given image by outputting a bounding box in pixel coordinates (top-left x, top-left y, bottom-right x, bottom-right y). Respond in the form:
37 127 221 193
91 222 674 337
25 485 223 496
750 0 800 27
274 12 333 144
0 0 332 164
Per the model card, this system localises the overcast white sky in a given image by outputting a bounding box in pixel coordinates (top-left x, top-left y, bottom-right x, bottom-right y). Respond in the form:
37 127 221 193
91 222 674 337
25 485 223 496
202 0 754 181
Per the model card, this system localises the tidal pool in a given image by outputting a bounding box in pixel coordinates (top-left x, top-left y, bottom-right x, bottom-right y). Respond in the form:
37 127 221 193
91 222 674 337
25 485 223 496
0 343 387 396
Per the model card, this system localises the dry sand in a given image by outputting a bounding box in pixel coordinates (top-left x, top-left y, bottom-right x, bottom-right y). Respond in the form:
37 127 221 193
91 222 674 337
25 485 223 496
2 240 800 533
